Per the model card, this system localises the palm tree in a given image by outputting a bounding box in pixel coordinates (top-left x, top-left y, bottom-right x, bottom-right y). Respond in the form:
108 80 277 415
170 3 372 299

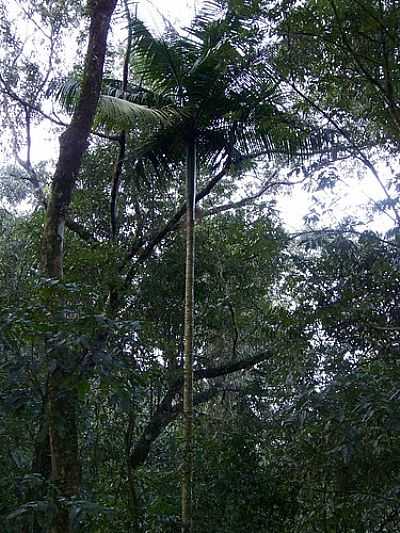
126 3 331 530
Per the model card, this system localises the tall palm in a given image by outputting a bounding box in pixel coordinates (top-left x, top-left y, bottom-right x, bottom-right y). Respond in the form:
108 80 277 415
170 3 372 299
124 2 331 531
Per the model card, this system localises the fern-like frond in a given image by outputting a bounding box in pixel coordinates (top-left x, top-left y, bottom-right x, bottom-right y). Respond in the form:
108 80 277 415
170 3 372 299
130 19 189 97
102 78 174 108
47 77 80 113
48 77 185 130
95 95 184 130
189 0 227 36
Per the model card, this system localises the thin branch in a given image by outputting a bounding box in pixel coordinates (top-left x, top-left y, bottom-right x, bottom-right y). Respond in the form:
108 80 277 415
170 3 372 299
122 156 232 286
19 3 52 40
227 302 239 360
202 171 278 217
367 323 400 332
354 156 400 226
10 159 98 243
110 0 134 240
289 227 400 249
0 73 120 141
328 0 386 96
64 217 99 242
329 0 400 134
278 72 400 226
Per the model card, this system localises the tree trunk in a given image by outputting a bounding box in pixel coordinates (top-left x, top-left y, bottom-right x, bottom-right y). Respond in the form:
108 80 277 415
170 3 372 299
181 140 196 533
40 0 117 531
110 0 133 242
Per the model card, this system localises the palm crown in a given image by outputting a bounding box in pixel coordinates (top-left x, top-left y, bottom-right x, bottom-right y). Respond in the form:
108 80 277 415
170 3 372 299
53 0 330 171
126 1 323 169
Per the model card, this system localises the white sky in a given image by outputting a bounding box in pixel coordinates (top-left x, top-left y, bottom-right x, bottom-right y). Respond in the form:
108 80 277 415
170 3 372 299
138 0 198 31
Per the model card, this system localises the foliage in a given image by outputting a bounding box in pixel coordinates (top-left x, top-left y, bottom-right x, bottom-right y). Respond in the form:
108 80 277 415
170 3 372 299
272 0 400 148
0 0 400 532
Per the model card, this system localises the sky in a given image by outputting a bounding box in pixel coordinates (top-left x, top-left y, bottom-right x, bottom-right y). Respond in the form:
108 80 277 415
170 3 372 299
138 0 198 30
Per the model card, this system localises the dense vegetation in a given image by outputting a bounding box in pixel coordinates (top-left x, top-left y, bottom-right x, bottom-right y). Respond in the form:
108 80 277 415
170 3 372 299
0 0 399 531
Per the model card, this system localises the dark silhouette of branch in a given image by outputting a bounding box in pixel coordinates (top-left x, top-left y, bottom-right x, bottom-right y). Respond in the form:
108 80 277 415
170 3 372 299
129 387 219 470
329 0 400 135
201 172 279 217
110 1 134 241
290 227 400 249
277 72 400 227
128 349 272 470
122 157 232 286
194 350 272 380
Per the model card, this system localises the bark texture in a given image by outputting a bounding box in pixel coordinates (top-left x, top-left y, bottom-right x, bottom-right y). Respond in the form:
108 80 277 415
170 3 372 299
182 140 196 533
40 0 117 531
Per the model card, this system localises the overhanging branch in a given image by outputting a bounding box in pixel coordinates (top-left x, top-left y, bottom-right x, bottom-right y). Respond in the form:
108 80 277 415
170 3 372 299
128 349 273 470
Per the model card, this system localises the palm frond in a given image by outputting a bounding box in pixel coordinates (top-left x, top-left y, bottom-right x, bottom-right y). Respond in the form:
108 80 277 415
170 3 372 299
48 77 185 130
47 77 81 113
130 19 190 97
95 95 183 130
102 78 174 108
188 0 227 36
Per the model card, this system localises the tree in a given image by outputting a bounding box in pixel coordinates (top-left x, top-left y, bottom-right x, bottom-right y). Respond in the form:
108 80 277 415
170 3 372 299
40 0 117 530
271 0 400 226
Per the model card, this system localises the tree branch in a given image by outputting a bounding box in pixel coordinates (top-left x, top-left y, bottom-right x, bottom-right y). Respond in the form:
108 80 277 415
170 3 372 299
201 171 278 218
289 227 400 250
0 73 120 142
194 350 272 381
128 349 273 470
324 0 400 137
110 0 133 241
277 69 400 226
129 388 220 471
122 156 232 286
64 217 99 242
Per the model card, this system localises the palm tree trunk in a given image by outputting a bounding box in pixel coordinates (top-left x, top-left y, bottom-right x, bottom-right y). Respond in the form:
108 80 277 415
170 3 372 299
182 139 196 533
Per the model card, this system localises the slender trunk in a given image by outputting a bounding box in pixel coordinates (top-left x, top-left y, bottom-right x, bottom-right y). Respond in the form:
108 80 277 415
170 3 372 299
110 1 132 241
40 1 117 531
126 413 142 531
109 1 134 315
181 140 196 533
